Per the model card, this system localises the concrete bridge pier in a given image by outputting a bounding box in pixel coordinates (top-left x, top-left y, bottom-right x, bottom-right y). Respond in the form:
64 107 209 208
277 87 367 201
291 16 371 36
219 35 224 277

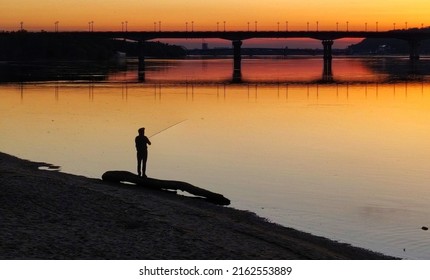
321 40 334 81
322 40 333 61
138 40 146 81
232 40 243 71
408 39 421 60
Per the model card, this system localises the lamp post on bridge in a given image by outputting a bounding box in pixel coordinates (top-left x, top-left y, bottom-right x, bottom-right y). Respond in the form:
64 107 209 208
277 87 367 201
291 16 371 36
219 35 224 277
405 22 408 30
316 21 319 31
286 21 288 32
120 21 128 33
254 21 257 32
277 22 280 32
247 22 250 31
336 22 338 31
153 22 156 32
20 21 24 31
224 21 226 32
393 23 396 30
54 21 59 32
346 21 349 32
376 21 378 32
365 22 367 31
307 22 309 31
158 21 161 32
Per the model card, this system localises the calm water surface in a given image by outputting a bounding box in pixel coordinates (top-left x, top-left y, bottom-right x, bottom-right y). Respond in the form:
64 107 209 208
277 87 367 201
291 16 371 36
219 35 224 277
1 57 430 259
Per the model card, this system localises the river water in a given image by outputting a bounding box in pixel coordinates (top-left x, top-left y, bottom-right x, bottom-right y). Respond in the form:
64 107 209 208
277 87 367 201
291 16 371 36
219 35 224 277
1 57 430 259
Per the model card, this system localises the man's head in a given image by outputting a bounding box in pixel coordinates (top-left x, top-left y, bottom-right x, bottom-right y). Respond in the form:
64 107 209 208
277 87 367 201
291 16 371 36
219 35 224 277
138 127 145 135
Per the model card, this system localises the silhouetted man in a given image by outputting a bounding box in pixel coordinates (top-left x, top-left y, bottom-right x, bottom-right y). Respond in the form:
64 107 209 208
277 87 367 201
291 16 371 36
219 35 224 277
135 127 151 177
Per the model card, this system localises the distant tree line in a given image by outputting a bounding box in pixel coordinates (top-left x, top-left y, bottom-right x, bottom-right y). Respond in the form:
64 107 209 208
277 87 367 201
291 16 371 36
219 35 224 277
112 39 186 58
348 38 430 55
0 31 186 61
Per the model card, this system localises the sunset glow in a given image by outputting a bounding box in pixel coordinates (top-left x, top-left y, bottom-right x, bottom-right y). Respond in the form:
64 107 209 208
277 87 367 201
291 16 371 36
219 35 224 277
2 0 430 32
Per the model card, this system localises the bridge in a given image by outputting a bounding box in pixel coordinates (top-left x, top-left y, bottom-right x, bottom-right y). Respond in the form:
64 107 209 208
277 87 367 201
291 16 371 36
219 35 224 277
51 29 430 66
3 29 430 81
13 29 430 57
111 29 430 80
65 29 430 58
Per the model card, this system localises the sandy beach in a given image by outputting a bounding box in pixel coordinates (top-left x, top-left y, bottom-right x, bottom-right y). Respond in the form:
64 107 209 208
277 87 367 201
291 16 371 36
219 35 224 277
0 151 396 259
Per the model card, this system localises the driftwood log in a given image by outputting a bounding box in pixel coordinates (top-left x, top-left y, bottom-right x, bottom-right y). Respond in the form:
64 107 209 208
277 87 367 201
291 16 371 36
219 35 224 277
102 171 230 205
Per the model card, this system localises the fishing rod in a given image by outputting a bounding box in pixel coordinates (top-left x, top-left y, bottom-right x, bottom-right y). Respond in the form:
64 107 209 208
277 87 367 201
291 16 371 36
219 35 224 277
148 119 188 138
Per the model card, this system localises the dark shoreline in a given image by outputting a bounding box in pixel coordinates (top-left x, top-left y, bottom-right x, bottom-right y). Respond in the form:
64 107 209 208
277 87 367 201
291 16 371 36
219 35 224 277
0 151 397 259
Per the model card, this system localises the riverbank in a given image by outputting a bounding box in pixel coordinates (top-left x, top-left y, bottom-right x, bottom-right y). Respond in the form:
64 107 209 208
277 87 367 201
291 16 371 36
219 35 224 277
0 151 395 259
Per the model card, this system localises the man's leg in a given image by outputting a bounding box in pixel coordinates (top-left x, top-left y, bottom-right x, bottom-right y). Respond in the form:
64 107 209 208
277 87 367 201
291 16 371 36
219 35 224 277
141 151 148 177
137 154 142 176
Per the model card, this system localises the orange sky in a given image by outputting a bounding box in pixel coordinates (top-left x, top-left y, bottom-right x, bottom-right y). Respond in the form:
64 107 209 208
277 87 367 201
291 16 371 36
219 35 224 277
1 0 430 47
2 0 430 31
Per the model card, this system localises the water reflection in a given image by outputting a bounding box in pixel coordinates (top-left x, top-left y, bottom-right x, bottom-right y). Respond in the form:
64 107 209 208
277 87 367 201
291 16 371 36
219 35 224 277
0 60 125 83
138 58 370 84
128 57 430 84
2 56 430 84
322 59 333 83
12 78 429 107
364 57 430 81
2 58 430 259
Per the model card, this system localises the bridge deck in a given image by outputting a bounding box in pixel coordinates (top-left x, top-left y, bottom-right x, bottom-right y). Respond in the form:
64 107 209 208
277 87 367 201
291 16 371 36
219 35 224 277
3 30 430 41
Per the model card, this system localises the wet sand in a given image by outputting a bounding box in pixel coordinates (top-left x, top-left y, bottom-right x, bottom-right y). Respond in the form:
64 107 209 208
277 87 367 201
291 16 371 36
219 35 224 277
0 152 396 259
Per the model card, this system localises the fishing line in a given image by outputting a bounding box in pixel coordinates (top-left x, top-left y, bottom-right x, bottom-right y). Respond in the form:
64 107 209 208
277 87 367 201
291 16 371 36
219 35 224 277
148 119 188 138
